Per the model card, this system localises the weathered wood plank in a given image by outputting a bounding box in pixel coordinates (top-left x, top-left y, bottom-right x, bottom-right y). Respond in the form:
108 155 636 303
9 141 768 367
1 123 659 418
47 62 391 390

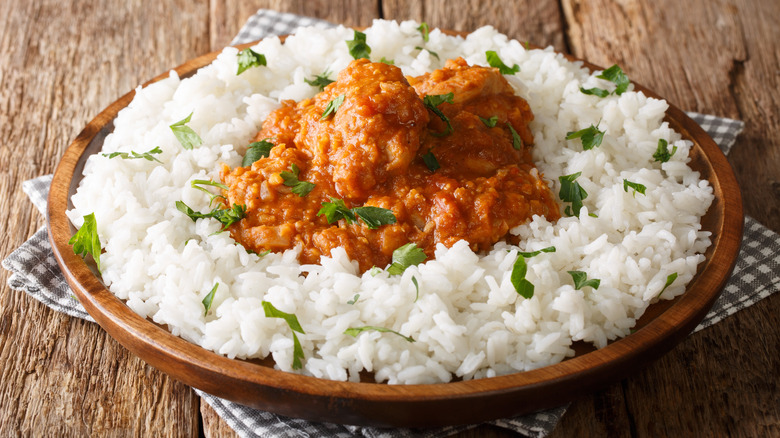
0 0 210 435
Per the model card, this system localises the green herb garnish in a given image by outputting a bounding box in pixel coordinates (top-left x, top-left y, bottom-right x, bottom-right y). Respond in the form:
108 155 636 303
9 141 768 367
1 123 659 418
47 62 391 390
242 139 275 167
653 139 677 163
623 179 647 197
479 116 498 128
317 197 396 229
511 255 534 299
191 179 228 207
68 213 102 273
558 172 588 217
202 283 218 316
379 57 395 65
320 94 346 120
304 69 335 91
485 50 519 75
237 48 266 75
657 272 678 298
280 163 315 197
347 294 360 305
262 301 306 369
412 276 420 302
102 146 163 163
566 123 604 150
344 326 415 343
507 123 523 150
387 243 427 276
417 22 430 42
422 151 440 171
415 46 440 60
579 87 611 98
568 271 601 290
346 30 371 60
597 64 630 95
517 246 556 258
170 112 202 150
176 201 246 232
423 92 454 137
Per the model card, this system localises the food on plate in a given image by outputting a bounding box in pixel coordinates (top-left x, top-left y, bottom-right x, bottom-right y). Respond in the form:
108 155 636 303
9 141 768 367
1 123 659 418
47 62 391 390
67 21 714 384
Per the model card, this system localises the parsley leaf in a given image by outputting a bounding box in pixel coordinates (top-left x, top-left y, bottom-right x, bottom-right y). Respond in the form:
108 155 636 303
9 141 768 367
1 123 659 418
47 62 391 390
657 272 678 298
68 213 102 273
202 283 218 316
479 116 498 128
511 255 534 299
262 301 305 369
485 50 519 75
579 87 610 98
102 146 163 163
242 139 275 167
346 30 371 60
517 246 556 258
559 172 588 217
191 179 228 207
379 57 395 65
318 197 356 224
507 123 523 150
566 123 604 150
417 22 430 42
237 48 266 75
170 112 202 150
415 46 440 60
423 92 454 137
623 179 647 196
387 243 427 275
320 94 346 120
352 206 397 229
412 276 420 302
347 294 360 305
653 139 677 163
422 151 440 171
598 64 630 95
344 326 415 343
280 163 315 197
568 271 601 290
304 69 335 91
176 201 246 232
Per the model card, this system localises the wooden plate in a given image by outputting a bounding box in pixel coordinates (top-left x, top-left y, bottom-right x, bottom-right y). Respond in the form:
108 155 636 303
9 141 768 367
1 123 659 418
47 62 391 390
47 39 743 428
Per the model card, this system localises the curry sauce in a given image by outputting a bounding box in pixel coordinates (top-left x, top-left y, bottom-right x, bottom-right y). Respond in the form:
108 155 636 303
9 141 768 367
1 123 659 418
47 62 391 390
220 58 560 272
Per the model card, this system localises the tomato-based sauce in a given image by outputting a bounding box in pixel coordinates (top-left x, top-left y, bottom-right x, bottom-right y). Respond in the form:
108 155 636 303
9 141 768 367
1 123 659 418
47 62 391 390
220 58 560 272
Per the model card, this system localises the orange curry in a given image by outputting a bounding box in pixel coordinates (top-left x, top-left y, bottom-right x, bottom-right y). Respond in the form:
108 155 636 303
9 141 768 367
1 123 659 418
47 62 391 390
220 58 560 272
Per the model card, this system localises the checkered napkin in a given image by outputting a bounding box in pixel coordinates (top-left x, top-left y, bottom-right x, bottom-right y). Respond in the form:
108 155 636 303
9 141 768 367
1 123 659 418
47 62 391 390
4 9 780 438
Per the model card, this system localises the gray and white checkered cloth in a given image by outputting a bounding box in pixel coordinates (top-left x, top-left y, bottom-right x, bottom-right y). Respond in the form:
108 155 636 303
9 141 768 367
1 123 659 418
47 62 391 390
4 9 780 438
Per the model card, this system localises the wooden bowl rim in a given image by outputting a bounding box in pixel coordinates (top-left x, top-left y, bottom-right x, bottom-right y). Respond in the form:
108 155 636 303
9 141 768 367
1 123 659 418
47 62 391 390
47 34 744 427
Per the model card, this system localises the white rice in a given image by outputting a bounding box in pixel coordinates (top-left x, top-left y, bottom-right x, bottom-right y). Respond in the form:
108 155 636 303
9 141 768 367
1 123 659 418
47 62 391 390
67 20 714 384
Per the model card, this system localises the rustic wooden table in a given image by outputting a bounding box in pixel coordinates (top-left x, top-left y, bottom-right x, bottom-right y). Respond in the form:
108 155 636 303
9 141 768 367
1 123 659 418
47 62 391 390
1 1 778 436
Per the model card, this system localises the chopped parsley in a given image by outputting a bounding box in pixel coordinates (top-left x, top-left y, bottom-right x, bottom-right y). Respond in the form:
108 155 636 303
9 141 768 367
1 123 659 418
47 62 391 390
511 255 534 299
479 116 498 128
280 163 315 197
423 92 454 137
242 139 275 167
623 179 647 196
346 30 371 60
485 50 519 75
191 179 228 206
412 276 420 302
507 123 523 150
175 201 246 232
558 172 589 217
68 213 102 273
387 243 427 276
566 123 604 150
415 46 440 60
379 57 395 65
236 48 266 75
102 146 163 163
657 272 678 298
580 64 630 97
347 294 360 305
517 246 556 258
653 139 677 163
568 271 601 290
317 197 396 229
422 151 440 171
344 326 415 343
202 283 218 316
320 94 345 120
169 112 202 150
417 22 430 42
304 69 335 91
262 301 306 369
